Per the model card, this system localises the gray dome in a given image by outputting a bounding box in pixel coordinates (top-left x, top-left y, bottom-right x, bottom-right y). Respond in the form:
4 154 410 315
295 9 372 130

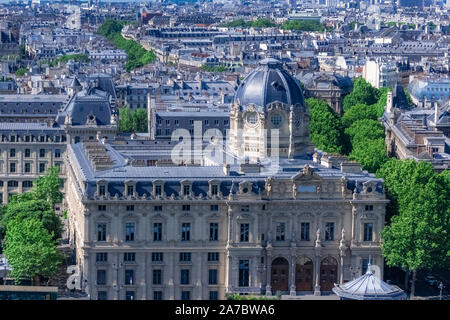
235 58 304 110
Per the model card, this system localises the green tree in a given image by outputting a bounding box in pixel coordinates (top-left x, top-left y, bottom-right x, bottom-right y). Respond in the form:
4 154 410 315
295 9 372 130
307 98 349 154
282 19 329 32
3 218 63 284
343 78 380 112
1 199 62 241
33 166 63 207
15 67 29 77
378 160 450 298
119 107 133 132
132 108 148 133
345 119 385 146
349 138 388 173
341 103 378 128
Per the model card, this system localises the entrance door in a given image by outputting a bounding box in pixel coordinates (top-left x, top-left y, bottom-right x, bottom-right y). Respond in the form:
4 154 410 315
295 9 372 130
320 257 338 291
295 257 313 291
271 257 289 292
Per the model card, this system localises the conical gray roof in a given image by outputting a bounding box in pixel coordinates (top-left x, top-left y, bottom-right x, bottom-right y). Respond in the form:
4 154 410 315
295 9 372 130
332 267 406 300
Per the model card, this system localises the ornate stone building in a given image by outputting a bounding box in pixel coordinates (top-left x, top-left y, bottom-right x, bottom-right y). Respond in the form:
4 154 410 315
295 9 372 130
63 59 387 300
297 72 352 114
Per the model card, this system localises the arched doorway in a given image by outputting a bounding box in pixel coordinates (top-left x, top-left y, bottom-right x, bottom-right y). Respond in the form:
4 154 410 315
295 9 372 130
320 257 338 291
271 257 289 292
295 257 313 291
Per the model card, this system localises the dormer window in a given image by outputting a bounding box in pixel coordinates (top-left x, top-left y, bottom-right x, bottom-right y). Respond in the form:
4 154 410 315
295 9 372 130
211 185 218 196
183 185 190 196
99 185 106 196
97 181 108 197
155 185 162 196
127 185 134 197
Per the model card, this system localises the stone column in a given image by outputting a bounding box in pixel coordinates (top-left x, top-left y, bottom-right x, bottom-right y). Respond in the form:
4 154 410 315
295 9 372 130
195 252 203 299
251 256 258 289
168 252 175 299
140 253 147 300
226 254 233 293
265 250 272 295
313 252 321 296
289 254 296 296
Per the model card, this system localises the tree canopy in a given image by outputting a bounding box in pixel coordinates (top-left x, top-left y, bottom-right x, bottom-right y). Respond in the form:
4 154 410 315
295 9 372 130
119 107 148 133
377 159 450 296
97 19 156 72
306 98 349 155
3 218 63 284
343 78 381 112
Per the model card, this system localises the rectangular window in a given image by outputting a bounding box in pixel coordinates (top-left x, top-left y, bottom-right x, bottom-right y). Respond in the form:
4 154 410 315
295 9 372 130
97 270 106 285
363 223 373 241
24 163 31 173
209 223 219 241
180 270 190 285
208 269 218 285
179 252 191 262
10 163 15 173
24 149 31 158
301 222 310 241
99 185 106 196
240 223 249 242
182 205 190 211
124 252 136 262
153 223 162 241
22 181 33 188
125 291 135 300
124 270 134 285
7 181 18 187
127 185 134 196
125 223 135 241
39 149 45 157
361 258 369 274
208 252 220 262
181 223 191 241
210 205 219 211
241 205 249 212
97 291 107 300
211 185 218 195
325 222 335 241
54 149 61 158
209 291 218 300
39 163 45 173
152 252 163 262
181 291 190 300
183 185 190 196
10 149 15 157
276 222 286 241
155 185 162 196
154 205 162 211
238 260 249 287
98 205 106 211
153 291 162 300
97 224 106 241
365 205 374 211
96 252 108 262
153 270 162 285
126 205 134 211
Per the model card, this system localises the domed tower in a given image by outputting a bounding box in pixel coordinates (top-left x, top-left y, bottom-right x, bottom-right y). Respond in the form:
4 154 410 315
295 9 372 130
229 58 313 160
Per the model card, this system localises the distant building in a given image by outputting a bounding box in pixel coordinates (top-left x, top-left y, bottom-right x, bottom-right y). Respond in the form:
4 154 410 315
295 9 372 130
297 72 353 114
407 76 450 108
363 59 398 89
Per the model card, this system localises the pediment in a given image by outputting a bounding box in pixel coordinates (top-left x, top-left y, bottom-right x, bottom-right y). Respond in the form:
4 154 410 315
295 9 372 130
291 165 322 182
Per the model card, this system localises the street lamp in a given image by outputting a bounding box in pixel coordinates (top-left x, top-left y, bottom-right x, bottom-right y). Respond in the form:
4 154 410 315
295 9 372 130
438 282 444 301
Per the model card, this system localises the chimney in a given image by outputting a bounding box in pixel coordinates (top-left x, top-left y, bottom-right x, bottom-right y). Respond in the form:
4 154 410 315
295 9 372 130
223 163 230 176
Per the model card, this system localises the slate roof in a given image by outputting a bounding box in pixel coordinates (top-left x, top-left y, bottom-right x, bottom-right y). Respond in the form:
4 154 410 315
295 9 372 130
235 58 305 111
